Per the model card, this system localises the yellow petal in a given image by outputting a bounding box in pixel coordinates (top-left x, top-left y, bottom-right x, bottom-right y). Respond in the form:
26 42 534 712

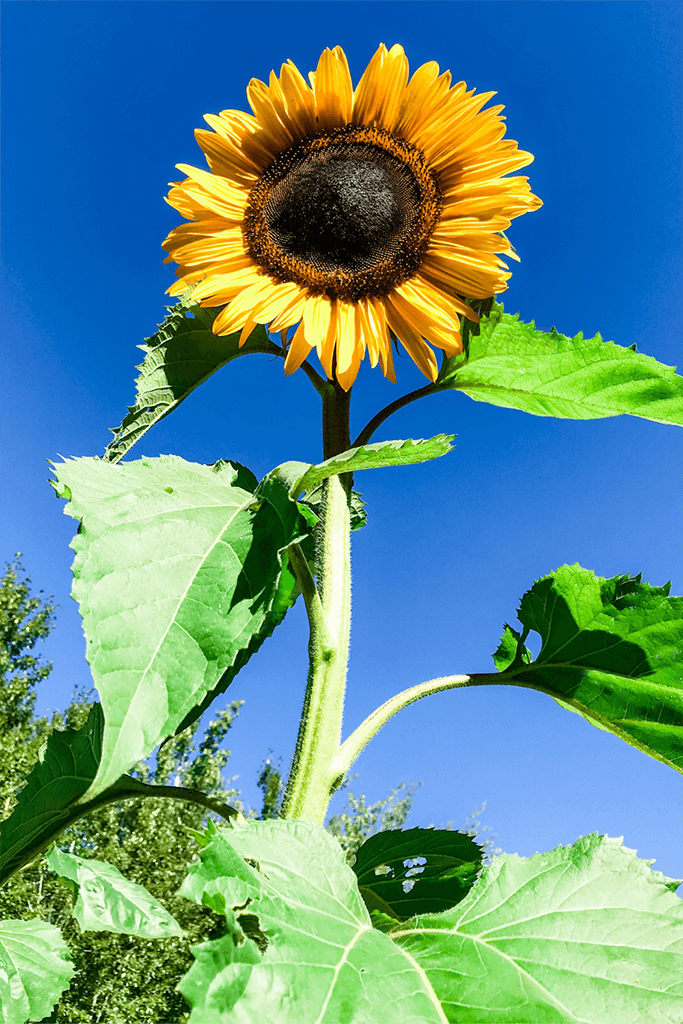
390 284 463 352
357 300 379 367
303 294 332 349
279 60 317 137
190 265 262 303
247 77 295 154
268 286 308 332
212 277 278 334
239 316 258 347
313 47 353 131
335 302 360 375
352 43 408 132
317 300 339 379
384 297 438 381
250 281 305 326
366 299 396 382
395 67 455 141
284 321 314 376
168 230 246 268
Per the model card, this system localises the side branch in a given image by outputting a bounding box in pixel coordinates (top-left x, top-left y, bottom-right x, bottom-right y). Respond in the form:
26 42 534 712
2 778 241 886
352 383 442 448
330 674 474 782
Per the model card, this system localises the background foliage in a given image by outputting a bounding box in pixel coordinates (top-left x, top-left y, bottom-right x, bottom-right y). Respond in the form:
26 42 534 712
0 562 421 1023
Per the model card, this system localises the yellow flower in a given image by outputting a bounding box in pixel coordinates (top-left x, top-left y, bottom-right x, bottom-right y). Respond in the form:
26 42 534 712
163 45 542 390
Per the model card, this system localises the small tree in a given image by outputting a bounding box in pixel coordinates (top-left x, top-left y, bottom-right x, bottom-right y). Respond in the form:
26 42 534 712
0 557 57 806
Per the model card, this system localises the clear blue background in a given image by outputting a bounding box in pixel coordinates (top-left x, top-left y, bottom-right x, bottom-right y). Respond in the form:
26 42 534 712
3 1 682 876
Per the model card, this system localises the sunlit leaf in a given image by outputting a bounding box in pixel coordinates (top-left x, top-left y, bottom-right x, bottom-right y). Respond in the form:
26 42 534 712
393 834 683 1023
439 304 683 425
296 436 456 495
52 455 308 801
178 819 447 1023
104 296 280 463
46 848 183 938
352 827 482 922
263 436 455 508
0 918 73 1024
493 564 683 772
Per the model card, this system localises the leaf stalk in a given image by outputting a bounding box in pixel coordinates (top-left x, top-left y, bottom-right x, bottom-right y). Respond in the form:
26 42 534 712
331 675 473 782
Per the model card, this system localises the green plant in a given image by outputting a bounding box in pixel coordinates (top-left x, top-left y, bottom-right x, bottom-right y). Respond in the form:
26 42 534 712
2 43 683 1024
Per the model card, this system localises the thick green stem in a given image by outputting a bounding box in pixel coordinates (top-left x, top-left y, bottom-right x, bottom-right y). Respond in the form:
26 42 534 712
322 379 351 460
281 382 352 823
281 474 351 823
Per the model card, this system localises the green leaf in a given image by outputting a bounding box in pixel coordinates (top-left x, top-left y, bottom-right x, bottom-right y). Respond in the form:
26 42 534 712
297 436 455 495
0 703 104 884
45 848 183 938
352 828 482 922
51 455 309 801
301 486 367 532
104 296 281 463
264 436 455 507
492 623 531 672
178 819 447 1023
393 834 683 1023
439 303 683 425
494 564 683 772
0 918 74 1024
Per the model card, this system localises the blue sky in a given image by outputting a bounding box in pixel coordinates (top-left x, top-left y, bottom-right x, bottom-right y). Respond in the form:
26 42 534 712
3 1 682 876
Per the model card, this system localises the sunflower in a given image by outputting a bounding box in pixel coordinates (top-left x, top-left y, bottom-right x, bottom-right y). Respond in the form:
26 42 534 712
163 44 541 391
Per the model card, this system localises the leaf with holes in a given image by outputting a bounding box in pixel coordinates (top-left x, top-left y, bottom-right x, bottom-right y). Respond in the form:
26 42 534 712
439 303 683 425
392 834 683 1023
177 819 447 1023
51 455 308 802
352 828 482 923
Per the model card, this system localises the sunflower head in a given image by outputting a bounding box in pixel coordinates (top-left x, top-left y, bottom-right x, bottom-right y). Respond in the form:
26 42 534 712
163 44 542 390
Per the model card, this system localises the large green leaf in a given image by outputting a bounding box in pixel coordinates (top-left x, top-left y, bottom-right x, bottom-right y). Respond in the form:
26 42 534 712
45 848 183 938
392 834 683 1023
352 828 482 923
177 819 447 1023
0 918 73 1024
52 455 308 801
438 304 683 425
491 564 683 772
104 296 281 463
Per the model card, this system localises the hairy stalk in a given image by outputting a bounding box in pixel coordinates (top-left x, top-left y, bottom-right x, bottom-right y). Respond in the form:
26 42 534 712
281 381 352 823
331 675 474 783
